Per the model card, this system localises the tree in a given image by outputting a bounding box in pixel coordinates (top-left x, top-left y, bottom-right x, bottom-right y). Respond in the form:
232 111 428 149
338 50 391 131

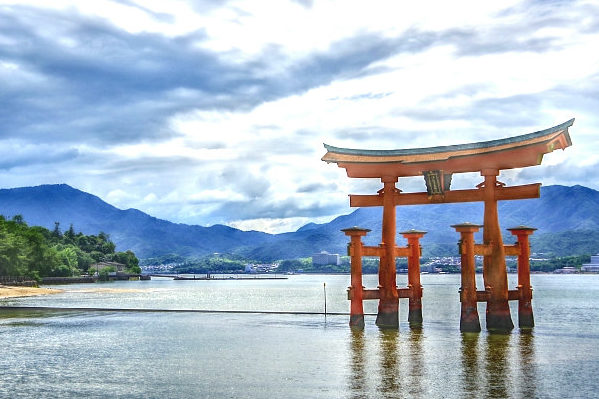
11 215 25 225
56 245 78 269
64 224 76 243
75 249 95 273
0 216 139 278
111 250 140 273
0 229 26 276
52 222 62 239
95 232 116 254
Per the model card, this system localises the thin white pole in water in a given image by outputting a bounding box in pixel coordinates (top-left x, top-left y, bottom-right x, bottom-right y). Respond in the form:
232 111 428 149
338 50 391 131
323 282 327 319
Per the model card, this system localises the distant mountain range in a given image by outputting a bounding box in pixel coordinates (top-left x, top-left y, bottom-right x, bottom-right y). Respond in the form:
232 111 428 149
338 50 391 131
0 184 598 260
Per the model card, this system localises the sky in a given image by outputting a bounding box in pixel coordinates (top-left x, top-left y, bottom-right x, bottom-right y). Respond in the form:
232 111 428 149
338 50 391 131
1 0 598 233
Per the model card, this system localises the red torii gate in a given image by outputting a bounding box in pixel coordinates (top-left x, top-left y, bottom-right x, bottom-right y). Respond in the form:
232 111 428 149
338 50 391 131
323 119 574 331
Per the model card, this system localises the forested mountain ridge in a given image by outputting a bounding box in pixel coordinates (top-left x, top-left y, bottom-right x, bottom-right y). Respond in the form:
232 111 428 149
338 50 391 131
1 184 598 260
0 184 272 259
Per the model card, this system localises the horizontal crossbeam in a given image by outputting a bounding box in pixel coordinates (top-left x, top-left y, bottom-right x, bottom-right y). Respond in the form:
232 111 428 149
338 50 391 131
350 183 540 207
457 243 520 256
504 244 521 256
348 245 411 257
459 288 532 302
476 289 520 302
348 287 417 300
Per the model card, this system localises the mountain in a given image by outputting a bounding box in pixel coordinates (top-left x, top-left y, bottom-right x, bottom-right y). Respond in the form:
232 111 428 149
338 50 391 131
239 184 599 259
0 184 598 259
0 184 272 258
270 184 599 259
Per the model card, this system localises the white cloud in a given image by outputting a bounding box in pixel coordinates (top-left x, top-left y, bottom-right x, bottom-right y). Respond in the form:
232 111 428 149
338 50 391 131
0 0 597 233
228 214 341 234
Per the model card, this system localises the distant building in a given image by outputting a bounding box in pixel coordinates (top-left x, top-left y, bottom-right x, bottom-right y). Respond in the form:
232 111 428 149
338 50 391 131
582 255 599 273
420 263 437 273
554 267 578 274
312 251 340 266
244 263 278 273
90 261 126 273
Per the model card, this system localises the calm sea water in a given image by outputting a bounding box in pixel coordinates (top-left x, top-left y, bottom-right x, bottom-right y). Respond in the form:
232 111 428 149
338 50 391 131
1 274 598 398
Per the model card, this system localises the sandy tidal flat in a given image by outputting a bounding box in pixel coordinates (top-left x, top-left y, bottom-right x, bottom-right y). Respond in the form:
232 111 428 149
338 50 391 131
0 285 62 299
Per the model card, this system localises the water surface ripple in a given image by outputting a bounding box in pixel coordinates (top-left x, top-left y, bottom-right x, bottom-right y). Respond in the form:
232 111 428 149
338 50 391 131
1 274 598 398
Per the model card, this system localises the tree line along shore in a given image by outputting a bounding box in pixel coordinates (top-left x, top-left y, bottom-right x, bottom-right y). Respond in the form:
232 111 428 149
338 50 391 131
0 215 140 282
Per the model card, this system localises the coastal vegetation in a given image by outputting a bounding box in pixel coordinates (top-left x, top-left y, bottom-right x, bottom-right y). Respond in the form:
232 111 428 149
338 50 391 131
142 253 252 274
530 231 599 257
0 215 140 280
141 253 592 275
529 255 591 273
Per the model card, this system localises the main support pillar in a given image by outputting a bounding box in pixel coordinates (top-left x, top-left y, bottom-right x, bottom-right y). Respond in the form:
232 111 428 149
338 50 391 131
508 226 536 329
400 229 426 327
480 170 514 332
453 223 482 332
376 176 399 328
342 227 371 329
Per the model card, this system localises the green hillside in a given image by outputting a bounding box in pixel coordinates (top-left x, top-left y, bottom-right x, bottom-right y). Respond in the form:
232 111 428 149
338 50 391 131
0 215 139 279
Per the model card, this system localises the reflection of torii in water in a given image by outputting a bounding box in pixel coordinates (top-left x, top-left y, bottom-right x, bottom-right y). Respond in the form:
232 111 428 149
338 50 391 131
323 119 574 332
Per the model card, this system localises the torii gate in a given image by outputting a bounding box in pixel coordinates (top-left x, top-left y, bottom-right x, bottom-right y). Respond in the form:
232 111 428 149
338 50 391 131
323 119 574 331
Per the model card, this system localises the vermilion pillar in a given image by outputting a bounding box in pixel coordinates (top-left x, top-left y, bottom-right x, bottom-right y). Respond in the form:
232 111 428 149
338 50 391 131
400 229 426 327
453 223 482 333
508 226 536 329
376 176 399 328
480 170 514 332
342 227 371 329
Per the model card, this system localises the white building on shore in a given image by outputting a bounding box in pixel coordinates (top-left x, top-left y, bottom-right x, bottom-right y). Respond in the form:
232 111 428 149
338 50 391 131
312 251 340 266
582 255 599 273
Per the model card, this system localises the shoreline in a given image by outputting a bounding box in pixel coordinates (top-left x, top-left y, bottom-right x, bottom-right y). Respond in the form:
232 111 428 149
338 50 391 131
0 285 63 299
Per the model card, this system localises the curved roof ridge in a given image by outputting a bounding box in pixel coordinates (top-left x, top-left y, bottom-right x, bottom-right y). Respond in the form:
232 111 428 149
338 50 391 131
323 118 574 156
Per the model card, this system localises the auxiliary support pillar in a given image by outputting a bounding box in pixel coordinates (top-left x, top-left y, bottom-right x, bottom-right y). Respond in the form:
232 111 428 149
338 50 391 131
508 226 536 329
401 230 426 327
343 227 370 329
453 223 482 333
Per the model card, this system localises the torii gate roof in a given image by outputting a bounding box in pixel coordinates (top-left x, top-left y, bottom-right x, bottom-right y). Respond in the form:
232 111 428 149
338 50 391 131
322 119 574 178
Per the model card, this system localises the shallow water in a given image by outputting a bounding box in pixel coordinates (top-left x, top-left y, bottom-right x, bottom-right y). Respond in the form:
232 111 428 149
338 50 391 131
1 274 598 398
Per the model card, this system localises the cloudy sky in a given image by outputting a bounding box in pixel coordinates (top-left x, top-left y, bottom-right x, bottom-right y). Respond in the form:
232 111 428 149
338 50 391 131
1 0 598 233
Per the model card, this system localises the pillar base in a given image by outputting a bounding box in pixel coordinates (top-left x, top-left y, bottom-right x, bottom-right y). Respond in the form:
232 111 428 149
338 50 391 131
349 314 365 329
408 308 423 328
376 300 399 329
518 303 534 329
376 311 399 329
519 313 534 330
486 301 514 332
460 306 481 332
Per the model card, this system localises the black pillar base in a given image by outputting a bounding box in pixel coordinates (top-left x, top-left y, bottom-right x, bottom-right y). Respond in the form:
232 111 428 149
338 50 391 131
349 314 365 329
518 311 534 330
376 312 399 329
460 306 481 332
408 308 423 328
376 298 399 329
486 302 514 333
